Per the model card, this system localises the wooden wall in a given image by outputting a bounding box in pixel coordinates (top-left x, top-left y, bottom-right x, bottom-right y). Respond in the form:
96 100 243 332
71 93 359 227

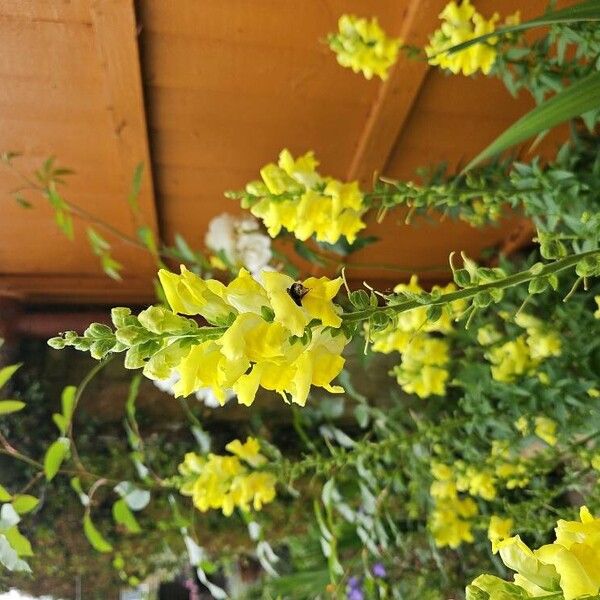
0 0 573 303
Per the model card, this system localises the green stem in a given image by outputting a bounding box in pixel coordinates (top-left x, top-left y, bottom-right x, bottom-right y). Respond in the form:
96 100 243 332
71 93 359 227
342 249 600 324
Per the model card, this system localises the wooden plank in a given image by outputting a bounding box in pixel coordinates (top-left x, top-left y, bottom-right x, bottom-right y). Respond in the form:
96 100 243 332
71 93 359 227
346 0 446 185
90 0 159 240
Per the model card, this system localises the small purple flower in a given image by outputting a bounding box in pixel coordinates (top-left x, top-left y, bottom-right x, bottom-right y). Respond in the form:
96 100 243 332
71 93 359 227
347 589 364 600
348 576 360 589
372 562 387 578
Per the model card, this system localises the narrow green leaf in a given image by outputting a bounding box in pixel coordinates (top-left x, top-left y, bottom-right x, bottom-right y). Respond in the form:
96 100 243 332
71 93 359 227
61 385 77 422
43 437 70 481
11 496 39 515
0 364 21 389
0 401 26 415
112 499 142 534
83 514 113 553
465 71 600 171
444 0 600 55
52 413 67 436
127 162 144 214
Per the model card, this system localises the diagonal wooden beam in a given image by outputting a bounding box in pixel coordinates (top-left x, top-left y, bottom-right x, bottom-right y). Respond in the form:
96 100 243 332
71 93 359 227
90 0 159 239
346 0 446 185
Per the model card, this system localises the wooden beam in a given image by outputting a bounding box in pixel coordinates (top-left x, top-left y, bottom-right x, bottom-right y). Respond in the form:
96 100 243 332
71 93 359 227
90 0 159 239
346 0 446 185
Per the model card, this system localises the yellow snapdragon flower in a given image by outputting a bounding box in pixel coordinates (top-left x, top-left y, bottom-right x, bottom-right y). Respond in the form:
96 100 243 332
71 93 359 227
430 496 478 548
594 296 600 319
328 14 402 80
426 1 519 76
178 438 276 516
245 149 366 244
486 336 533 383
158 266 348 406
371 275 463 399
492 507 600 600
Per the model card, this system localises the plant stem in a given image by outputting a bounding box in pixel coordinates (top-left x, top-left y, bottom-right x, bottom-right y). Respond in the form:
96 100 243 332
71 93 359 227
342 249 600 324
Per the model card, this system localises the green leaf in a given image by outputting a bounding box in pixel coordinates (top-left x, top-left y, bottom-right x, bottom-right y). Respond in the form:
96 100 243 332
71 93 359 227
444 0 600 55
0 485 12 503
112 499 142 534
83 514 113 553
4 527 33 557
43 437 70 481
127 162 144 214
465 71 600 171
52 414 67 436
0 364 21 389
11 496 39 515
0 400 25 415
61 385 77 422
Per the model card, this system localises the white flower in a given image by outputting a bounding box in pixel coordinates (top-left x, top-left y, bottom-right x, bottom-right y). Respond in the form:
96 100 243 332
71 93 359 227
236 232 272 274
205 213 272 275
205 214 237 259
153 371 234 407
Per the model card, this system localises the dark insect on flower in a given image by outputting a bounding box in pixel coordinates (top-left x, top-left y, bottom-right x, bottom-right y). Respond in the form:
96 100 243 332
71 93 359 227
287 282 309 306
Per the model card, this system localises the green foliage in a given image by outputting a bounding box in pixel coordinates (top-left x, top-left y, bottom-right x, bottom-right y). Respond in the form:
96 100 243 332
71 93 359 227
83 514 113 553
43 437 70 482
465 71 600 171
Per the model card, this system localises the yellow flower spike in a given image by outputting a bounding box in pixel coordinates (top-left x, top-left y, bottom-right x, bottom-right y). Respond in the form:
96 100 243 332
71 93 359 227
225 437 267 468
534 416 558 447
328 14 402 81
178 446 276 517
488 516 513 554
426 0 514 77
301 276 343 328
158 266 234 324
594 295 600 318
244 149 366 244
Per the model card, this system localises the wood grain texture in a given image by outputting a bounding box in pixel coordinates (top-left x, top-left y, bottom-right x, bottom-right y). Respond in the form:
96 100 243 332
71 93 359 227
0 0 576 302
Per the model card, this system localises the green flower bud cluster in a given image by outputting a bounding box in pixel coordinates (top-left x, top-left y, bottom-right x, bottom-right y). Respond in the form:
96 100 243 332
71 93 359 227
450 252 507 308
48 306 224 380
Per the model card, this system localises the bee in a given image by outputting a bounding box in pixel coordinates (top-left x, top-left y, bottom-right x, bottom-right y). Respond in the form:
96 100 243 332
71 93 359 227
287 282 309 306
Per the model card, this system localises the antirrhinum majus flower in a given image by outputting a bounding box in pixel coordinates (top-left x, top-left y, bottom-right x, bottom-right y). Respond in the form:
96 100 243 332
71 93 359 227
158 266 349 407
328 14 402 81
426 0 520 76
178 437 276 516
467 506 600 600
242 149 367 245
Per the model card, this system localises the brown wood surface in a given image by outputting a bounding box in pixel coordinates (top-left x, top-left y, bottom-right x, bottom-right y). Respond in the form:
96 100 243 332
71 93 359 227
0 0 577 303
